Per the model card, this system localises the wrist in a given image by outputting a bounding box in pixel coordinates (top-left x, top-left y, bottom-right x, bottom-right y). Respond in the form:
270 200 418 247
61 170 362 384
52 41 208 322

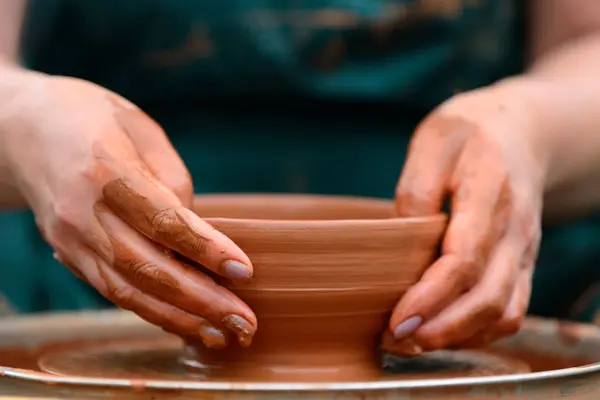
489 76 555 187
496 74 600 220
0 64 47 138
1 65 34 118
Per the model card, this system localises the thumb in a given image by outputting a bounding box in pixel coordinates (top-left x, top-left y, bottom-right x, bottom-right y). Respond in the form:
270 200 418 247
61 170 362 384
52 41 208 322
109 96 193 207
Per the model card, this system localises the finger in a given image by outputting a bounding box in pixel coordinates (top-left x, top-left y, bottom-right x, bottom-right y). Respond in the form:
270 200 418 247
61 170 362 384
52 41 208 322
55 241 229 349
389 254 473 340
390 157 510 341
102 175 253 281
98 259 228 349
380 330 423 357
455 268 532 349
412 237 522 350
94 203 257 347
52 237 110 294
53 251 89 284
108 95 193 207
395 115 469 217
454 207 540 349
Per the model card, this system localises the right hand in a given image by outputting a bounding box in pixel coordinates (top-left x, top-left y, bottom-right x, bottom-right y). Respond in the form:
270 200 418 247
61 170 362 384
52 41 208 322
0 73 257 349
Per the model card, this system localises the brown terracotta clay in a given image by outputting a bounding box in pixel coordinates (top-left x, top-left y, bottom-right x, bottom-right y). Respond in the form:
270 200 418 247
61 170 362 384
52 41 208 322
184 194 447 381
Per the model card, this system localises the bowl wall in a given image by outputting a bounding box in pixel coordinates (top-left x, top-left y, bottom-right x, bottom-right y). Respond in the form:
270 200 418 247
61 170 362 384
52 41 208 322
187 194 447 381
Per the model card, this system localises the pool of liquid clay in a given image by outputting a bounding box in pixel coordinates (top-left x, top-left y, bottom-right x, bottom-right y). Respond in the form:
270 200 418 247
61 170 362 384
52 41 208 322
0 336 590 383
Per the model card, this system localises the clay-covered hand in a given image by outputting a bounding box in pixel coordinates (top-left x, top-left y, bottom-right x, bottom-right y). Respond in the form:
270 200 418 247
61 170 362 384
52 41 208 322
1 75 256 349
387 84 546 354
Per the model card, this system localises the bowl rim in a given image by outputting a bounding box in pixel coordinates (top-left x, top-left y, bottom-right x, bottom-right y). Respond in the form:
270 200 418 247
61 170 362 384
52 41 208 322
204 214 448 228
194 193 448 227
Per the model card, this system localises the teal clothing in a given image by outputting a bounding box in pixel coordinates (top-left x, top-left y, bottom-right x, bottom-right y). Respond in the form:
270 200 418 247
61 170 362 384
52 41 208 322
21 0 523 108
1 0 598 323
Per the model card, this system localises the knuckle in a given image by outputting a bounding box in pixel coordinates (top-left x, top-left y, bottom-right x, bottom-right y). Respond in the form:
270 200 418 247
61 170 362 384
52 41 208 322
495 316 523 336
456 259 480 288
151 208 179 239
394 187 413 206
394 187 432 217
166 174 193 206
479 296 506 321
151 208 210 255
80 160 103 182
52 199 80 231
108 284 137 308
125 259 180 292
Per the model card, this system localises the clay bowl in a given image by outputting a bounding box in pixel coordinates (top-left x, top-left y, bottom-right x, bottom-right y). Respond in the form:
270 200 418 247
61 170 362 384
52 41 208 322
185 194 447 382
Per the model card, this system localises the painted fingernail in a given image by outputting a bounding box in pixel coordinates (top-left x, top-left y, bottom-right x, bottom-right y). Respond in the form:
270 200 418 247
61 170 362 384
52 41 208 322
198 326 228 350
394 316 423 340
223 260 252 280
221 314 255 347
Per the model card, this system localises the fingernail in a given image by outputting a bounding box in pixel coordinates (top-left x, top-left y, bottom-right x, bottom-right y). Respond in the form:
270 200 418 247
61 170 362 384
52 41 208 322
223 260 252 280
198 326 228 350
221 314 255 347
394 316 423 340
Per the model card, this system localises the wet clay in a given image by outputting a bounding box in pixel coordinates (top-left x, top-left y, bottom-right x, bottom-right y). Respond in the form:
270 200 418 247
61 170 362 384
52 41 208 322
14 337 557 382
34 337 536 382
185 194 447 381
1 312 598 397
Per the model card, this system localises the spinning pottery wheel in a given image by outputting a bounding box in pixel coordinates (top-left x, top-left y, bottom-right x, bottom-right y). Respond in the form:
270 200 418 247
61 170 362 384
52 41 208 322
0 310 599 399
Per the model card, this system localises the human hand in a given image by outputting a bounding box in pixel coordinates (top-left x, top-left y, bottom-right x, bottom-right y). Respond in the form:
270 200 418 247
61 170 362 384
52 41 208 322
386 84 547 354
1 75 256 349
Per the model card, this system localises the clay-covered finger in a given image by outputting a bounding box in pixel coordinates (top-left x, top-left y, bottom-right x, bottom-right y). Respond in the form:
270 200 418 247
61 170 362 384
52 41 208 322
57 242 228 348
412 238 522 350
102 176 253 281
454 268 532 349
96 258 228 349
94 203 257 347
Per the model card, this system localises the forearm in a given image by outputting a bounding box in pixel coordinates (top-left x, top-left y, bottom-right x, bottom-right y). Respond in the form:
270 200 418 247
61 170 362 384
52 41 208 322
0 0 30 209
495 3 600 222
516 35 600 221
0 62 31 209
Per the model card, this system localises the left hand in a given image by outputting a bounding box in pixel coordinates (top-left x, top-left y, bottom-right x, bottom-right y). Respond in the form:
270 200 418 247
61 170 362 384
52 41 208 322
385 83 547 354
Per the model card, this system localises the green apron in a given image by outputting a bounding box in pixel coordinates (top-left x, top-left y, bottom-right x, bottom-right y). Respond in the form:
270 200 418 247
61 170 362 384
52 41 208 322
1 0 597 323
